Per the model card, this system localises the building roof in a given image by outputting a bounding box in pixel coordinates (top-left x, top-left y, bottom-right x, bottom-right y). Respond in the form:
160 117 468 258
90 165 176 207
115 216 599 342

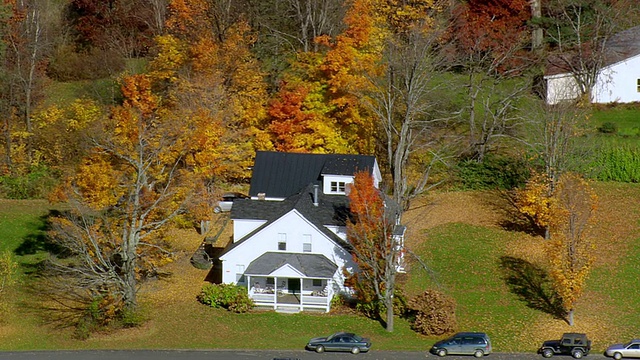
249 151 377 198
223 184 352 255
244 252 338 278
546 25 640 77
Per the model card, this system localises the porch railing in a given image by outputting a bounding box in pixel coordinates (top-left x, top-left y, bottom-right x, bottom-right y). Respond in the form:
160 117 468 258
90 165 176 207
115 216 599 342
249 291 331 312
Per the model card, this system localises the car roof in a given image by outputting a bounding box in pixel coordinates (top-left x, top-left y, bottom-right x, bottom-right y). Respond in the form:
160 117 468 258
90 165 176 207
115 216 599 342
455 332 488 337
333 331 356 336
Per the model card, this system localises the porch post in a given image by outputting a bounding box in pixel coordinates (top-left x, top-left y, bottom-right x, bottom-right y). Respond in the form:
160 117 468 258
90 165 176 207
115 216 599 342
247 275 252 295
273 276 278 310
326 279 331 313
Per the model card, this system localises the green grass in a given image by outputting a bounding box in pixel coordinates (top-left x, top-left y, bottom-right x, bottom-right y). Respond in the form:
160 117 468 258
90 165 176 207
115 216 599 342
591 105 640 133
2 184 640 352
405 223 541 352
0 200 52 269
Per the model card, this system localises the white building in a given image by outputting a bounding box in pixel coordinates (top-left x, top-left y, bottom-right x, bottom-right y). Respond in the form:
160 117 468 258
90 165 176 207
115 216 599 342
545 25 640 105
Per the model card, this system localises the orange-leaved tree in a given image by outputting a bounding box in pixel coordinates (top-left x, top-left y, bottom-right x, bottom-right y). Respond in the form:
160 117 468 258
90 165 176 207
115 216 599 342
154 0 271 181
546 172 597 326
346 170 403 332
46 74 221 320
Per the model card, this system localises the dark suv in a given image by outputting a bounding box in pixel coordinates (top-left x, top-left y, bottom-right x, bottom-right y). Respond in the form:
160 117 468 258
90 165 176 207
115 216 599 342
538 333 591 359
430 332 492 357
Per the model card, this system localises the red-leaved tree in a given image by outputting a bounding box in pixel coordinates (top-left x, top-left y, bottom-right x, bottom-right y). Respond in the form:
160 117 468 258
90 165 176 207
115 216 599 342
346 171 403 332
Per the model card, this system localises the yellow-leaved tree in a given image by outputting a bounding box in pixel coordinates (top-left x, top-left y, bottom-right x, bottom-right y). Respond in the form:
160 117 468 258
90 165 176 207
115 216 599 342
546 172 598 326
45 74 223 326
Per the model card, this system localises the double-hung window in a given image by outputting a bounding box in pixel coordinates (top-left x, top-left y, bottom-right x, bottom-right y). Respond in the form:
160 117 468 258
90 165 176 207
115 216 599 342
303 234 312 252
278 233 287 251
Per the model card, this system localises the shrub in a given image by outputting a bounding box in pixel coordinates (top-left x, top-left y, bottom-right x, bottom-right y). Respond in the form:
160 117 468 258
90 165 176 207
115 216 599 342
197 283 254 313
597 122 618 134
73 293 130 340
0 165 59 199
406 289 457 336
455 155 530 190
47 45 126 81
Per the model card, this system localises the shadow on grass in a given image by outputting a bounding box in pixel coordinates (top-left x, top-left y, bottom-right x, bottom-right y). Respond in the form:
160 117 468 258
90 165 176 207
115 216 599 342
498 256 567 322
13 210 64 256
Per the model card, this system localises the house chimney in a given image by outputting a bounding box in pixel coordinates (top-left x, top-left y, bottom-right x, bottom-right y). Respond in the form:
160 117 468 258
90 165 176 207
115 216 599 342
313 185 319 206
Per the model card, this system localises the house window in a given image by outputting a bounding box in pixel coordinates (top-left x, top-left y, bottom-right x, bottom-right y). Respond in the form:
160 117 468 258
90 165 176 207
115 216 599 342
236 264 245 284
278 233 287 250
303 234 312 252
330 181 346 193
266 277 274 286
313 279 322 287
637 79 640 92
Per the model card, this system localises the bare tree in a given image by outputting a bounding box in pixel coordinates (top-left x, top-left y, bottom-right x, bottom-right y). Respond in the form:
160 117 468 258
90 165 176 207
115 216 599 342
363 24 455 212
1 0 56 168
521 99 591 238
543 0 637 100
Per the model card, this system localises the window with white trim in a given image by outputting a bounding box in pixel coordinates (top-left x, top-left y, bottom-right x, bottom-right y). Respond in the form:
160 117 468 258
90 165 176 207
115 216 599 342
637 79 640 92
278 233 287 250
330 181 346 193
303 234 312 252
236 264 245 284
312 279 322 287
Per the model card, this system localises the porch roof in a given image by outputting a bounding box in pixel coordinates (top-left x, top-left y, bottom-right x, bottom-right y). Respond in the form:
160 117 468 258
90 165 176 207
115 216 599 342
245 252 338 278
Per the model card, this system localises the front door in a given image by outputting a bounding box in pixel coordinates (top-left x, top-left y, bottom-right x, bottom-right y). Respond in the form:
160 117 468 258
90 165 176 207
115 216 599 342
287 278 300 294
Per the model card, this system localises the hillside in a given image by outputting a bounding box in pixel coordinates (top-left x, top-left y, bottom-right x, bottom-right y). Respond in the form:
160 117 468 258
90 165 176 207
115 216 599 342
1 182 640 351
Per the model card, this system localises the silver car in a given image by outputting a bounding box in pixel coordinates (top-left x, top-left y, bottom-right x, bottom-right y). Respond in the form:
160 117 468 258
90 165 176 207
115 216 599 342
605 340 640 359
430 332 492 357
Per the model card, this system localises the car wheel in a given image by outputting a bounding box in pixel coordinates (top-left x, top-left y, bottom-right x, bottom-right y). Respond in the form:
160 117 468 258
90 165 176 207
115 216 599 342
542 348 554 358
351 347 360 354
437 349 447 357
474 350 484 358
315 345 324 353
213 206 222 214
572 350 583 359
613 352 623 360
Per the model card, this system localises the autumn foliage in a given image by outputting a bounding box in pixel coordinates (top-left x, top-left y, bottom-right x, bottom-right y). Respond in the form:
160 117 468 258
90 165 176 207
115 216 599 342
546 173 598 325
515 170 598 325
406 289 457 336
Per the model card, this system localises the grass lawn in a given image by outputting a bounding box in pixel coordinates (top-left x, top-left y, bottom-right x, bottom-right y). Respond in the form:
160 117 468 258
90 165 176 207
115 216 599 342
1 183 640 352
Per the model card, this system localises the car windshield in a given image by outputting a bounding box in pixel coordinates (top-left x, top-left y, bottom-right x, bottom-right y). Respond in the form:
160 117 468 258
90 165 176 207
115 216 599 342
326 333 339 341
352 335 363 342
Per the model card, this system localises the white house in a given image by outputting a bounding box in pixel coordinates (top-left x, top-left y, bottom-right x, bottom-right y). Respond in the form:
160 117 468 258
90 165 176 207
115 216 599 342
217 151 395 313
545 25 640 105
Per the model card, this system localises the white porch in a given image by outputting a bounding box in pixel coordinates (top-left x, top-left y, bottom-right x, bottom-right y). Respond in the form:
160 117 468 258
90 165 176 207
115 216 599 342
247 276 333 313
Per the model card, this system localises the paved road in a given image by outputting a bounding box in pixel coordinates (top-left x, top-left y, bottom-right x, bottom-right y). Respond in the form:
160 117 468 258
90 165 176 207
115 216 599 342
0 350 612 360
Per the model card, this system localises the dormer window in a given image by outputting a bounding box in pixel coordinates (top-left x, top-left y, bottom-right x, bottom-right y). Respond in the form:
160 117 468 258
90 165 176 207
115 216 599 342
330 181 346 193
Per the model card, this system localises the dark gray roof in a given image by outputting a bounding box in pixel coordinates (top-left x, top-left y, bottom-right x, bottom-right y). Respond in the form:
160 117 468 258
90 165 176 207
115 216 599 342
546 25 640 76
244 252 338 278
224 184 351 255
249 151 377 198
603 25 640 65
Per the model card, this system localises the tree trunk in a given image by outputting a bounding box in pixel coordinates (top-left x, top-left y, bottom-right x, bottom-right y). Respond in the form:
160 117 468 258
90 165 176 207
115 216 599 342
531 0 543 50
385 292 394 332
121 248 138 312
2 116 11 174
568 308 574 326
